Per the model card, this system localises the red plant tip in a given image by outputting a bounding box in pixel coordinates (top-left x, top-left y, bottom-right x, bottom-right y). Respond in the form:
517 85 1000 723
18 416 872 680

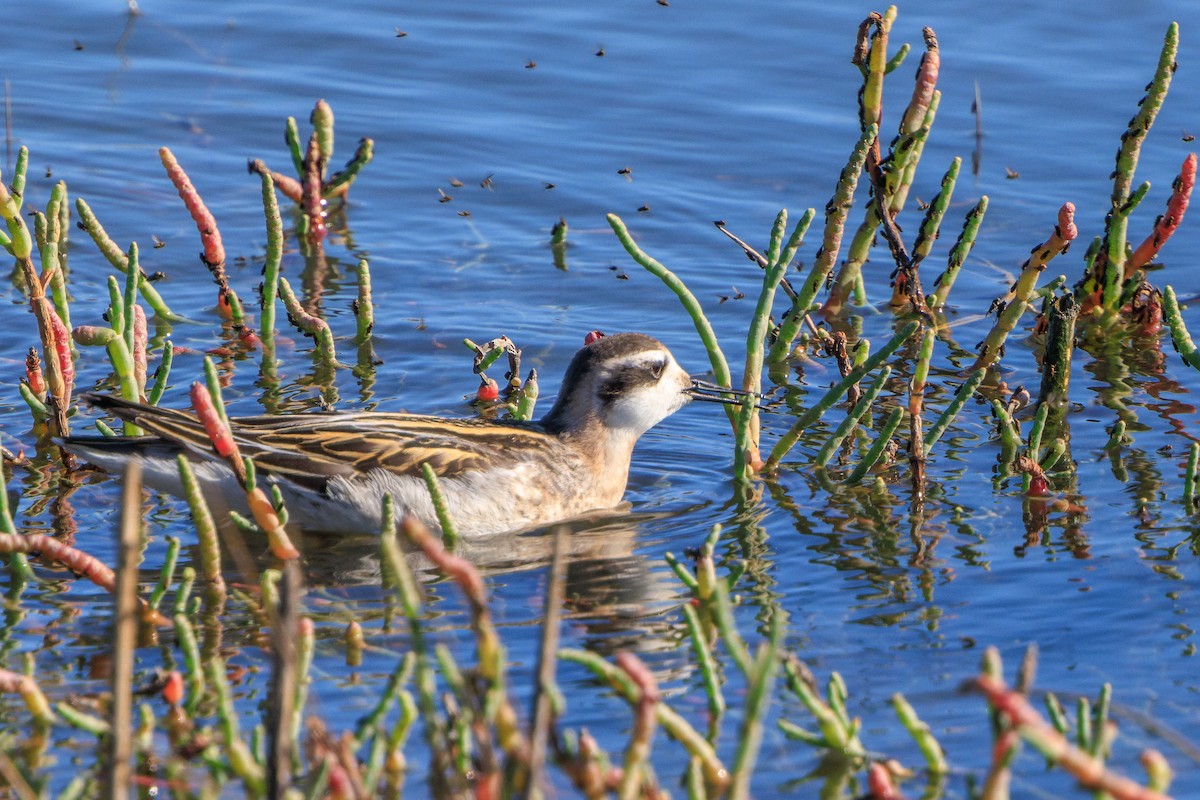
584 330 605 346
401 515 487 602
237 327 261 348
614 651 660 703
299 617 315 637
477 376 500 402
159 147 226 270
189 381 238 459
867 762 903 800
216 288 234 321
246 486 300 560
1056 202 1077 243
1028 473 1050 497
1130 152 1195 271
161 670 184 706
326 765 352 800
25 348 45 397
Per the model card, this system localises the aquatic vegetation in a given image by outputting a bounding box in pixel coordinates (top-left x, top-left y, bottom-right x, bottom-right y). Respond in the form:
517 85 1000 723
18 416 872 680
0 7 1197 799
248 99 375 243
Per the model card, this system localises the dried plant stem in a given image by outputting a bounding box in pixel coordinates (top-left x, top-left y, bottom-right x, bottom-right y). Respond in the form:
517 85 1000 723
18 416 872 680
106 462 143 800
528 528 567 800
266 562 300 798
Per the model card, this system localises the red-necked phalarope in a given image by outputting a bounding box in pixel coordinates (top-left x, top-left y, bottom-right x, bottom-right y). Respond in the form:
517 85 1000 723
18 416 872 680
64 333 741 535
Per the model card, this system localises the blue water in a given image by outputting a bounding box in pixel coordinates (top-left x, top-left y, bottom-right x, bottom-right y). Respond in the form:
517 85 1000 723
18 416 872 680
3 0 1200 795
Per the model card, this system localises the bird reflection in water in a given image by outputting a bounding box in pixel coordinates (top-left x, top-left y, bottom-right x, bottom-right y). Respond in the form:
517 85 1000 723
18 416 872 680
299 509 687 662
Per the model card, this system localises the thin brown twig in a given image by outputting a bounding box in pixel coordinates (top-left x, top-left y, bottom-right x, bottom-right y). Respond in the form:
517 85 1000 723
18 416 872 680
106 460 143 800
713 221 799 300
529 527 567 796
267 561 300 797
0 748 36 800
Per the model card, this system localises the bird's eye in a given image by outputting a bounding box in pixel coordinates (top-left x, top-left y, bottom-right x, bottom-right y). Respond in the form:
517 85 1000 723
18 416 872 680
647 361 665 379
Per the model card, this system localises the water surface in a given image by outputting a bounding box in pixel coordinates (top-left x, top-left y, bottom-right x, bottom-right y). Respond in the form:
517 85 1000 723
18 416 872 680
3 0 1199 795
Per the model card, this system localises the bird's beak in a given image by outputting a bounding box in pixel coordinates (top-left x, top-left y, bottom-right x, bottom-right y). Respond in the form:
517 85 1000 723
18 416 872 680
684 378 760 406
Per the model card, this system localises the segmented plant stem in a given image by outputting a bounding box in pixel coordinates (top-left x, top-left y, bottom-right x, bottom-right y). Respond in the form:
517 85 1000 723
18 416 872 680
770 125 875 362
766 321 917 470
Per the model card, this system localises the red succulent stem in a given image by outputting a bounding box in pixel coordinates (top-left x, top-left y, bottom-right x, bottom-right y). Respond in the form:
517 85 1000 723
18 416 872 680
301 134 328 243
131 304 148 396
189 381 245 482
0 532 170 626
248 159 304 203
1128 152 1195 275
25 347 46 398
47 310 74 406
974 675 1170 800
867 762 905 800
160 146 230 313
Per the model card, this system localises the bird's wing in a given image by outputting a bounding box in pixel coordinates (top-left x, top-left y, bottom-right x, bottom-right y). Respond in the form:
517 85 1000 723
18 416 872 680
78 394 557 492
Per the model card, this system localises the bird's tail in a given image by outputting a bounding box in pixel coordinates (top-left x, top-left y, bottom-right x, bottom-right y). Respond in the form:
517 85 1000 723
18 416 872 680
67 393 220 454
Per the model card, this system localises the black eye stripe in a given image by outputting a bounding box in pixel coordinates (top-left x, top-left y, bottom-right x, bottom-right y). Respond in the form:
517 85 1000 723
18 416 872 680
599 363 663 402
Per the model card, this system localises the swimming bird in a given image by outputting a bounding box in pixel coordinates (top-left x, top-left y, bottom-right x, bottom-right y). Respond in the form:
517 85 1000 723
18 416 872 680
64 333 738 536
